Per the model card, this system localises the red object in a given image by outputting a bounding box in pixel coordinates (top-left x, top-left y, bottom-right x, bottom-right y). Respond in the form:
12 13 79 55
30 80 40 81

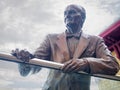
99 20 120 59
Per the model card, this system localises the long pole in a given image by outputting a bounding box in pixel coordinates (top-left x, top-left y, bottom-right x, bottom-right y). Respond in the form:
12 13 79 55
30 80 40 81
0 53 120 81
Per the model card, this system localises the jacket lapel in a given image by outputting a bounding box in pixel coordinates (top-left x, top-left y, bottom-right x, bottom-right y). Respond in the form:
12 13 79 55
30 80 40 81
56 33 70 61
55 32 90 61
73 32 90 59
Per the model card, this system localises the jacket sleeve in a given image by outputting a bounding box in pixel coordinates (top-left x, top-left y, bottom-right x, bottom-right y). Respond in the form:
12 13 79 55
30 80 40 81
34 34 51 60
83 37 119 75
19 35 51 76
18 63 41 76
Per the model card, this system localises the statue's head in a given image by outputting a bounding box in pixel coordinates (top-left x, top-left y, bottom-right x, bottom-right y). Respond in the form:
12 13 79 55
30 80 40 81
64 4 86 33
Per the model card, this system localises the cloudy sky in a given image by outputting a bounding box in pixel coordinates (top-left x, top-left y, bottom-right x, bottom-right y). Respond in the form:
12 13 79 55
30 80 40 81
0 0 120 90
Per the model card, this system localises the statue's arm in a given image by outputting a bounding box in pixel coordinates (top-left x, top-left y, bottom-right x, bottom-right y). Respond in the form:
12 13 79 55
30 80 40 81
13 35 51 76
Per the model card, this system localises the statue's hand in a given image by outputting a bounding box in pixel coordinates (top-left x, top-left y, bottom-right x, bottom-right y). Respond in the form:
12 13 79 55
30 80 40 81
11 48 34 62
61 59 88 73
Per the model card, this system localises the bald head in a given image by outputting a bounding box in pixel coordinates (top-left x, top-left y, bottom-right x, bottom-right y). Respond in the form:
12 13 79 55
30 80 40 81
65 4 86 23
64 4 86 33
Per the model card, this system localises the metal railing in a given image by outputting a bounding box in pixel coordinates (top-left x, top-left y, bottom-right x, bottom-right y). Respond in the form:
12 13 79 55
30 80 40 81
0 52 120 81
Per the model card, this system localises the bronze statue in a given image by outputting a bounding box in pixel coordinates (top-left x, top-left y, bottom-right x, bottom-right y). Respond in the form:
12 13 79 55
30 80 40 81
12 4 119 90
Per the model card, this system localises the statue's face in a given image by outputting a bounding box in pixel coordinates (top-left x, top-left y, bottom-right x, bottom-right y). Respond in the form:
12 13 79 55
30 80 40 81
64 6 82 29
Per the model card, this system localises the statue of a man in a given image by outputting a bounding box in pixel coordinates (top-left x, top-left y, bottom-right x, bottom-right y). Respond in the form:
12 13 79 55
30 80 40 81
12 4 119 90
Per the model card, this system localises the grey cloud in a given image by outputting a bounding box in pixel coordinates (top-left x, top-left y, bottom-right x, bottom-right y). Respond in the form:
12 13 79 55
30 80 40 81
0 0 28 8
0 0 61 47
99 0 120 16
1 0 58 23
85 0 120 16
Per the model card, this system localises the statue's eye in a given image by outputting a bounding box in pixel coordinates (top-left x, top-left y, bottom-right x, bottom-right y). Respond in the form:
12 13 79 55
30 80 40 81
69 10 76 14
64 10 76 16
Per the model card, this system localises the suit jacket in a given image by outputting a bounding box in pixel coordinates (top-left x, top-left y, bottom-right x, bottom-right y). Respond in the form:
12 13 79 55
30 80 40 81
19 32 119 90
33 32 119 90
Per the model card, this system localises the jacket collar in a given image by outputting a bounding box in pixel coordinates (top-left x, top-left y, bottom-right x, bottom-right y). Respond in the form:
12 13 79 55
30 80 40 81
66 30 82 39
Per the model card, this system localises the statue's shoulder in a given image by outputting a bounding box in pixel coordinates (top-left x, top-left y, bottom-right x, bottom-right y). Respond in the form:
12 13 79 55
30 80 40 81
84 33 103 43
81 32 103 43
89 34 102 40
81 31 101 39
47 32 65 39
45 33 64 42
47 33 60 38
